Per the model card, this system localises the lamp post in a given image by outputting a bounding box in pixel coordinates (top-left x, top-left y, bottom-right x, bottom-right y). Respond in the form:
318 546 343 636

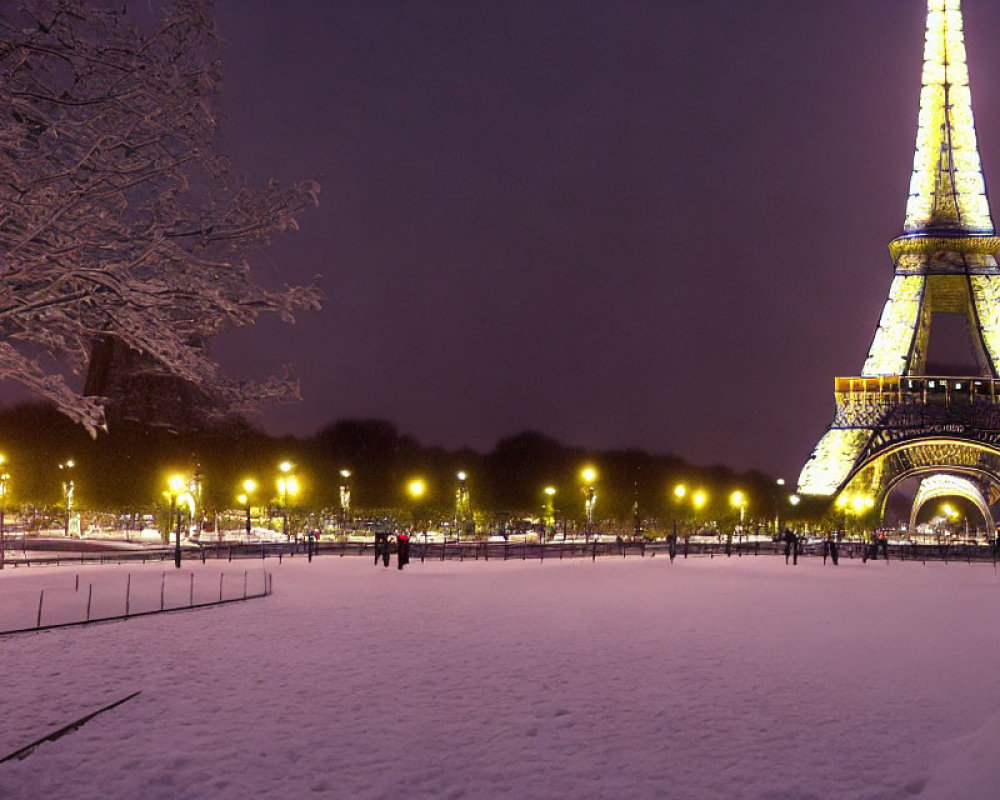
240 478 256 537
774 478 786 534
408 478 426 540
59 459 75 537
581 467 597 540
0 456 8 571
277 461 298 540
339 469 351 528
455 471 470 541
692 489 708 535
166 474 185 568
729 490 747 554
543 486 556 540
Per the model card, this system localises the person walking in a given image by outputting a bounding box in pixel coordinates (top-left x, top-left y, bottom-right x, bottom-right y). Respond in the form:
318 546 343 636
397 530 410 570
783 528 797 565
373 530 385 567
829 533 839 565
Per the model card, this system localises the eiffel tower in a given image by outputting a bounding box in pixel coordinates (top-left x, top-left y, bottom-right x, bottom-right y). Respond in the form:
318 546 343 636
798 0 1000 532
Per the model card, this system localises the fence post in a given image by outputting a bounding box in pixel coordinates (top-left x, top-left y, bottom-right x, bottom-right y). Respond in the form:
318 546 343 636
219 573 224 602
190 573 194 607
86 584 92 621
160 572 165 611
75 574 79 592
125 573 131 616
36 589 44 628
243 570 247 600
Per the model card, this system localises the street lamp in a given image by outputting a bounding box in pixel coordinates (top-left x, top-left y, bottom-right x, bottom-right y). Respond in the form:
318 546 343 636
59 459 75 537
730 490 747 529
543 486 556 535
692 489 708 534
408 478 426 537
774 478 786 533
581 467 597 538
240 478 256 537
339 469 352 526
0 456 8 571
455 471 470 540
166 474 185 568
277 461 299 540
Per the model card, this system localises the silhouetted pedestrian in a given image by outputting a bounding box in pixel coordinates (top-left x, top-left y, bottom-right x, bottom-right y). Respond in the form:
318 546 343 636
397 531 410 570
783 529 797 565
830 534 839 565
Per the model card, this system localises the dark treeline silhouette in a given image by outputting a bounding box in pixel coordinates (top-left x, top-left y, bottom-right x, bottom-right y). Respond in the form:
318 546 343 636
0 403 783 522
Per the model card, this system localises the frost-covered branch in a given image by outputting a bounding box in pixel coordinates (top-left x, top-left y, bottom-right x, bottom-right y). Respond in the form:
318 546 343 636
0 0 322 434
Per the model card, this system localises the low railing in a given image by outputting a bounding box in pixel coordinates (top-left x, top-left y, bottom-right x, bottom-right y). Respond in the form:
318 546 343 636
0 567 272 636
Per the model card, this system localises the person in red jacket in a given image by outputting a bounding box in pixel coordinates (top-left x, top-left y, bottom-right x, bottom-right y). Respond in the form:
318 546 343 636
397 530 410 570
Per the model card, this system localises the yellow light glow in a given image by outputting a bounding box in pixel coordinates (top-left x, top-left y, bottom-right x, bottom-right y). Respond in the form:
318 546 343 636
789 494 801 506
862 275 924 377
237 493 247 505
457 471 467 481
340 469 351 479
799 428 872 497
674 484 687 499
905 0 992 235
279 461 293 473
692 490 707 511
729 490 746 508
581 468 597 484
408 479 426 499
544 486 556 496
168 475 185 493
243 479 257 493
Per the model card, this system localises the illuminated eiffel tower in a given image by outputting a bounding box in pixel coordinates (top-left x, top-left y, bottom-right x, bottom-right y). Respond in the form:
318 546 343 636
798 0 1000 531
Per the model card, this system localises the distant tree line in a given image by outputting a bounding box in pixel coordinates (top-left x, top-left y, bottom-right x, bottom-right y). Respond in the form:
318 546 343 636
0 403 804 526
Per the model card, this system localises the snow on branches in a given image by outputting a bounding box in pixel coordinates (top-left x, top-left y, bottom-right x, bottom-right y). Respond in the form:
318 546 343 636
0 0 322 434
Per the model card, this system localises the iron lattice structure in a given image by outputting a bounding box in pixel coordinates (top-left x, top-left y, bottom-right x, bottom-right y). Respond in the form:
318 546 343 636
798 0 1000 519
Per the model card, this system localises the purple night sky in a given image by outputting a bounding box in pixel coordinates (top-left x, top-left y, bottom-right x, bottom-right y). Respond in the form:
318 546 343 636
15 0 1000 480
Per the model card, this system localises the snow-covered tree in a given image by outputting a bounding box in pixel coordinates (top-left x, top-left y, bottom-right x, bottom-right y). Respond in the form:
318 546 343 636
0 0 322 434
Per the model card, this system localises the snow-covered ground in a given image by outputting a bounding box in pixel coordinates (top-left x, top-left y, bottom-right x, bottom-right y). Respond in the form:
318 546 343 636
1 554 999 799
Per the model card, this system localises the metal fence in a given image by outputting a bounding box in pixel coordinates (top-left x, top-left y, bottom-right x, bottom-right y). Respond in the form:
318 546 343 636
4 536 1000 569
0 567 272 636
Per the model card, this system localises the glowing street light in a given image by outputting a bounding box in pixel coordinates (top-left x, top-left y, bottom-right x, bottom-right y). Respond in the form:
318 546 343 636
408 478 426 532
277 461 299 539
543 486 557 531
0 456 8 571
774 478 786 532
240 478 256 536
59 459 75 537
339 469 352 522
455 471 470 538
581 467 597 537
730 490 747 531
165 474 186 568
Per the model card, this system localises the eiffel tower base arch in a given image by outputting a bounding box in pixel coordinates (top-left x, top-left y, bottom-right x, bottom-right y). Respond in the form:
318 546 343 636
836 438 1000 535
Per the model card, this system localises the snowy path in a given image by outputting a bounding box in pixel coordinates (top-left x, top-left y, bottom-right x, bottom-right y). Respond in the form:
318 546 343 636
1 555 998 799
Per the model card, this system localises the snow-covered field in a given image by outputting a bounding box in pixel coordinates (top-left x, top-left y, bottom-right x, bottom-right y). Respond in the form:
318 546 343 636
1 554 999 799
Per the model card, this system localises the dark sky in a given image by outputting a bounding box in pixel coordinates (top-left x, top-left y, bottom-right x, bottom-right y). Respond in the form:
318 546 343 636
21 0 1000 480
206 0 1000 479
